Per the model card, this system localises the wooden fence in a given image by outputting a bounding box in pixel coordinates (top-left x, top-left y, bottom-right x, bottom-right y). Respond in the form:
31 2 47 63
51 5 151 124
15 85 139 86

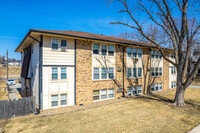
0 97 36 120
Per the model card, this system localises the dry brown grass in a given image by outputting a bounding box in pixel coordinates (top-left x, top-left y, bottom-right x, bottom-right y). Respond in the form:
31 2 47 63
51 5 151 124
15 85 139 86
191 77 200 85
0 80 8 100
2 88 200 133
0 66 21 76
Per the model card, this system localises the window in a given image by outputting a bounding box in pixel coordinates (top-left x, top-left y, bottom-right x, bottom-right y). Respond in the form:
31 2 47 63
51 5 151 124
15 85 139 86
60 94 67 106
138 86 142 94
155 51 159 58
93 89 115 101
52 38 59 50
171 53 175 59
133 68 137 78
171 66 176 74
159 83 163 90
101 68 107 79
138 68 142 77
159 52 162 59
101 89 107 100
127 48 132 57
109 68 114 79
159 68 162 76
151 50 155 58
101 44 107 55
51 95 58 107
127 87 132 96
93 90 100 101
93 44 99 54
151 83 163 92
61 39 67 48
108 45 114 56
127 68 131 78
127 86 142 96
138 49 142 58
61 68 67 79
93 68 99 79
133 48 137 58
171 81 176 88
151 67 163 77
52 68 58 80
108 89 114 98
133 86 137 95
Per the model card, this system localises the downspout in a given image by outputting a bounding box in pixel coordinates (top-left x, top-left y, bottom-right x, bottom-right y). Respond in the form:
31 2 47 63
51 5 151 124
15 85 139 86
122 47 125 97
39 35 43 110
74 39 76 105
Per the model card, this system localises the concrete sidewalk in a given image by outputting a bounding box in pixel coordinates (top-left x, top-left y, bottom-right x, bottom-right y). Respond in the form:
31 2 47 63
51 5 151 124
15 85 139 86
188 85 200 88
8 83 21 100
188 124 200 133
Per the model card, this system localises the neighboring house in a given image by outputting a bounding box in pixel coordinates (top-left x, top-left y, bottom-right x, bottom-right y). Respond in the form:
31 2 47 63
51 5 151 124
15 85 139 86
8 62 21 66
15 29 176 110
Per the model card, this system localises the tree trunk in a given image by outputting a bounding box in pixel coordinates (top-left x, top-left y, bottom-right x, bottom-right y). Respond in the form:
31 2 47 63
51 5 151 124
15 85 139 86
174 86 186 106
174 64 186 106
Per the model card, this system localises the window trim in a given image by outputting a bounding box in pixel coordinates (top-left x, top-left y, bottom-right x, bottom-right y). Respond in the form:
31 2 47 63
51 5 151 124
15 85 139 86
51 94 59 107
60 94 67 106
93 67 100 80
51 38 59 50
93 88 115 102
52 68 58 80
60 68 67 80
60 39 68 49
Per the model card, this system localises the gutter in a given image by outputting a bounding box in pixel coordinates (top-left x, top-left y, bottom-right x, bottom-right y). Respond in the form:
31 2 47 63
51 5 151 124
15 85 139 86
74 39 76 105
15 29 173 52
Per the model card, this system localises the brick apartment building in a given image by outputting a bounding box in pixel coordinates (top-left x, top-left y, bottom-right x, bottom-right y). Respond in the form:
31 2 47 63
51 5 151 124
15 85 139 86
15 29 176 110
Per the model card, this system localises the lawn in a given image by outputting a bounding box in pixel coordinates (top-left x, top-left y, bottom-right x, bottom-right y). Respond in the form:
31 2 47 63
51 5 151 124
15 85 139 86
0 65 21 76
2 88 200 133
191 77 200 85
0 80 8 100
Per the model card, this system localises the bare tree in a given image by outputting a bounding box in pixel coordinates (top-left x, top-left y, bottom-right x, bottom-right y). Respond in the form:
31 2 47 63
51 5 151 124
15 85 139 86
109 0 200 106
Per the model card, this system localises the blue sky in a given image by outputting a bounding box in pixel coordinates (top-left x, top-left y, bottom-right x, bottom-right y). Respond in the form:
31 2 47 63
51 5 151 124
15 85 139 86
0 0 129 59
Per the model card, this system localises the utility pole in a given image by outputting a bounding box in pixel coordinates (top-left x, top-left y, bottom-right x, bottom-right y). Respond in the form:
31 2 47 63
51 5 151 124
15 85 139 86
7 50 8 81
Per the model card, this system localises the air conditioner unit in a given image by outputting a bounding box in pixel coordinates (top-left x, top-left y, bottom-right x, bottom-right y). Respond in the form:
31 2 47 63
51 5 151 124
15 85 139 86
133 58 138 63
61 47 67 52
134 78 138 83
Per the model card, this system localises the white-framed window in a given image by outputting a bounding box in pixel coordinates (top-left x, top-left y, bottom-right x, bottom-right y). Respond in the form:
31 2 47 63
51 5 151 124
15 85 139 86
127 86 142 96
52 68 58 80
61 68 67 79
108 45 114 56
93 43 100 54
93 43 115 56
151 67 163 77
101 68 107 79
60 94 67 106
93 89 115 101
138 68 142 77
151 50 162 59
108 89 114 98
171 66 176 74
93 68 100 80
51 95 58 107
101 44 107 55
93 90 100 101
151 83 163 91
127 67 142 78
61 39 67 48
171 53 175 59
127 68 132 78
52 38 59 50
127 48 132 57
171 81 176 88
127 47 143 58
108 67 114 79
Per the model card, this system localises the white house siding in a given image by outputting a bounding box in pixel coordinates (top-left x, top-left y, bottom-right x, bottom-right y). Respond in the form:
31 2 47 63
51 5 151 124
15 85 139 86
42 36 75 110
169 53 177 88
151 58 163 68
31 41 40 106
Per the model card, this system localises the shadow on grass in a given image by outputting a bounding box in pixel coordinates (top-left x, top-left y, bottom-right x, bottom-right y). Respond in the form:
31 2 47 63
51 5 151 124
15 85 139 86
126 93 200 110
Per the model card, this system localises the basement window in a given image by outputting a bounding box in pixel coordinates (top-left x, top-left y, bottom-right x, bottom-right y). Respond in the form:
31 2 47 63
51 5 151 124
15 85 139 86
51 95 58 107
60 94 67 106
